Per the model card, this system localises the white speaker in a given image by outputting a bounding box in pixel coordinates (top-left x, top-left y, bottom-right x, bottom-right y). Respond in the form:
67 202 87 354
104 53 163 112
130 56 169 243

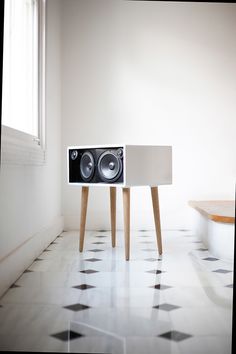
68 144 172 187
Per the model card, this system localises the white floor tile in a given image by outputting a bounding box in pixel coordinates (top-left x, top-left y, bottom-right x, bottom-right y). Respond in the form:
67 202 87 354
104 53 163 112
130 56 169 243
0 229 233 353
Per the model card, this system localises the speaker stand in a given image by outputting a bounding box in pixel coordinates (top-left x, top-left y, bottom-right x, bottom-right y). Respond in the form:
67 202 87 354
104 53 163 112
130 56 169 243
79 186 162 260
122 188 130 261
110 187 116 247
79 186 89 252
150 186 163 256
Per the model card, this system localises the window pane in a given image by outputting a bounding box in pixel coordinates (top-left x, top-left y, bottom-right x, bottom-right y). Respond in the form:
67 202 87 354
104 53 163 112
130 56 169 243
2 0 38 137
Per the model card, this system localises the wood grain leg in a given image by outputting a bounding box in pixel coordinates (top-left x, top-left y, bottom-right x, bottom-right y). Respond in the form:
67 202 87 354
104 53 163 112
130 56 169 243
150 186 162 255
110 187 116 247
79 186 89 252
123 187 130 261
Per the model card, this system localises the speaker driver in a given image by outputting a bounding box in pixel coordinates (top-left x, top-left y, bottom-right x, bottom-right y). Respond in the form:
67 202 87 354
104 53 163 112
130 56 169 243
80 151 95 182
70 150 78 160
98 151 122 182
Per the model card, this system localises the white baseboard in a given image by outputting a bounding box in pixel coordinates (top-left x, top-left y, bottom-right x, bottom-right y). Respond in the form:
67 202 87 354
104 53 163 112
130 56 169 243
0 216 64 298
63 211 125 231
63 213 184 231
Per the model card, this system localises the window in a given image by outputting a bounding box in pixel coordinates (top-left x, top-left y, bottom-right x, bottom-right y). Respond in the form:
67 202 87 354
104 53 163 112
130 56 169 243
1 0 46 164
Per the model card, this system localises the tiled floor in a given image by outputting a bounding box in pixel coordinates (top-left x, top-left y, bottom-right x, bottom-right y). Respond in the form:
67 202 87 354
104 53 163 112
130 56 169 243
0 230 233 353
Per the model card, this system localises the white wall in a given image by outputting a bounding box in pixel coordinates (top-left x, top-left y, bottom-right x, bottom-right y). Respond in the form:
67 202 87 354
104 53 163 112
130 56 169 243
61 0 236 230
0 0 62 295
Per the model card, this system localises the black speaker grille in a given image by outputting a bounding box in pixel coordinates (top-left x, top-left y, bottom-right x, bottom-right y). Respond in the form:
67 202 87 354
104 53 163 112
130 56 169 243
68 147 123 184
98 151 122 182
80 151 95 182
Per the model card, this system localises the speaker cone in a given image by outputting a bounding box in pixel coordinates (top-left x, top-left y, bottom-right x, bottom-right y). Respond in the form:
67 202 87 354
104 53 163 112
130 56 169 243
80 151 95 182
98 151 122 182
70 150 78 160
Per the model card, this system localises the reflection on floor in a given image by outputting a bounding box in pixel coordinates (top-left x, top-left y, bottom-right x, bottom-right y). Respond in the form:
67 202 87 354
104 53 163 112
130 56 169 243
0 230 233 353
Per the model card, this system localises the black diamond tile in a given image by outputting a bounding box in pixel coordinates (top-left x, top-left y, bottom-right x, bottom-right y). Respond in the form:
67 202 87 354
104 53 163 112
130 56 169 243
212 269 232 274
85 258 102 262
92 242 105 245
51 330 84 341
96 236 107 238
63 303 90 311
150 284 172 290
145 258 159 262
23 269 33 273
196 248 208 251
72 284 96 290
88 249 104 252
203 257 219 261
153 303 180 311
10 284 20 288
80 269 99 274
146 270 165 274
225 284 233 288
158 330 192 342
99 230 107 232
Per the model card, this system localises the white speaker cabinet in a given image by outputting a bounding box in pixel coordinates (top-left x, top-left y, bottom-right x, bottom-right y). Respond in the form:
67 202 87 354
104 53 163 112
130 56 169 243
67 144 172 260
67 144 172 187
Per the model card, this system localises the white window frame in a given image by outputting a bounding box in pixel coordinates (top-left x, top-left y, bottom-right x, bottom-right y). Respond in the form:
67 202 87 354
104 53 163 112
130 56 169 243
1 0 46 165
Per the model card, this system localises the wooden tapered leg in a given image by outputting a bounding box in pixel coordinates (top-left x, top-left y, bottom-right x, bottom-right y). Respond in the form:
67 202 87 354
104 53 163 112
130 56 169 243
123 188 130 261
79 186 89 252
110 187 116 247
150 186 162 255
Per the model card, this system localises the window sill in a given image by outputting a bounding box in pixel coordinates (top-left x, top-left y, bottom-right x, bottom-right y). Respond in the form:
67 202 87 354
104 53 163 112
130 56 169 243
1 126 46 166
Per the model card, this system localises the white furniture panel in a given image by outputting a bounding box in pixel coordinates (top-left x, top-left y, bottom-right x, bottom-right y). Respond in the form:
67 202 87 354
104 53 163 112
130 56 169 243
125 145 172 187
